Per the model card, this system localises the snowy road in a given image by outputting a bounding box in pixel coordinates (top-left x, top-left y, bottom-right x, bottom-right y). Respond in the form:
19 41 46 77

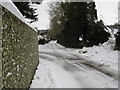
30 42 118 88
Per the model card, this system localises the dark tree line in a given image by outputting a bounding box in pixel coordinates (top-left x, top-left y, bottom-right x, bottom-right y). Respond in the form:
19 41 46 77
115 24 120 50
13 0 43 23
48 1 110 48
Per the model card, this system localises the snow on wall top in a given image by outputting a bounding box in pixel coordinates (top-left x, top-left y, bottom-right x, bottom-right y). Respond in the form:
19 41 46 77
0 0 26 22
0 0 37 32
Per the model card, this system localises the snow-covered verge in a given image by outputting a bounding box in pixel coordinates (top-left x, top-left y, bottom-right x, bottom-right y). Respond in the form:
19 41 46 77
30 39 118 88
82 39 118 64
78 38 118 76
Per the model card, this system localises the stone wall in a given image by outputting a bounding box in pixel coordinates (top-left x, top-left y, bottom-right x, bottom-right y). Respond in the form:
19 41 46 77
1 6 39 88
0 4 2 89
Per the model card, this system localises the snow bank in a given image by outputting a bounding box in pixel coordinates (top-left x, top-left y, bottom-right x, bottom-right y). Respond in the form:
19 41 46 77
80 38 118 64
0 0 37 32
78 38 118 78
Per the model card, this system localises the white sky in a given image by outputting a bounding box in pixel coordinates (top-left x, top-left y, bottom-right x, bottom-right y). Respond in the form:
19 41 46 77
31 0 119 30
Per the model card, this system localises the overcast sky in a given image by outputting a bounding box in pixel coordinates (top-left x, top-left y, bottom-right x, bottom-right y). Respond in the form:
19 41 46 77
31 0 119 30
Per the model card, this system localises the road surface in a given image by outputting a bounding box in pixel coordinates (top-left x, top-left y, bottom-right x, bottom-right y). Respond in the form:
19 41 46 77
31 42 118 88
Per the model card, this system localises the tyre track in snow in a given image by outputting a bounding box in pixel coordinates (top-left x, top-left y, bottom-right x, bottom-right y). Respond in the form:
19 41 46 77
40 45 118 80
38 43 118 88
